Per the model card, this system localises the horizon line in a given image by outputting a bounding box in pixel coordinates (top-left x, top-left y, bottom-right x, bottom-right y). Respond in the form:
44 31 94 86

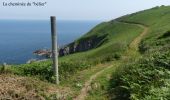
0 18 106 21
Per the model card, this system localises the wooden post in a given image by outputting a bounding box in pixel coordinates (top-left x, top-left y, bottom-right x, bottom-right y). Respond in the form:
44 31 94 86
51 16 59 84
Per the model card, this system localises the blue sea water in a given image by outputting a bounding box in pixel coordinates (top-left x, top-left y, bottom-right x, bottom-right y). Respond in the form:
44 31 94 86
0 20 100 64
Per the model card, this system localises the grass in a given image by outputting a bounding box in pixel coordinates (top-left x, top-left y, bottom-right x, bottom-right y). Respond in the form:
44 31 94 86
0 74 72 100
85 61 121 100
110 5 170 100
83 6 170 100
117 5 170 26
60 63 112 99
60 21 143 62
84 22 145 99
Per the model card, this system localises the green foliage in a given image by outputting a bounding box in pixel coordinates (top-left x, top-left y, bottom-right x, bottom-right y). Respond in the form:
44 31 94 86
0 65 5 73
59 61 91 80
60 21 142 64
117 6 170 26
158 30 170 39
8 60 92 82
110 5 170 100
10 61 54 82
111 51 170 100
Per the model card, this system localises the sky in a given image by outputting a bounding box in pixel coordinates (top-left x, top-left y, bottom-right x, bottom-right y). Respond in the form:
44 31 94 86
0 0 170 21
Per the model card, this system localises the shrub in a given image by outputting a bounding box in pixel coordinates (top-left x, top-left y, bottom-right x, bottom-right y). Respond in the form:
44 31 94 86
110 55 170 100
9 60 92 82
158 31 170 39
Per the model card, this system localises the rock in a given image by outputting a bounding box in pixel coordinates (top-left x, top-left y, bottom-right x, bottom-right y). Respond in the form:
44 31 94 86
26 59 37 64
76 83 82 87
33 49 52 58
58 34 108 56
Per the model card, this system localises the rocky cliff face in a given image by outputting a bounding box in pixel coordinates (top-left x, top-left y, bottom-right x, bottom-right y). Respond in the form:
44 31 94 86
59 34 108 56
33 34 108 57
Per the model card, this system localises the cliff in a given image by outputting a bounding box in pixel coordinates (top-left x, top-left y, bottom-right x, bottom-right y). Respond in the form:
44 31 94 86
59 33 108 56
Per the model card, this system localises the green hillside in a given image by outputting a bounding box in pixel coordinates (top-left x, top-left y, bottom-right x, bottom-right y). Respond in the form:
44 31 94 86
60 21 142 62
0 6 170 99
109 6 170 100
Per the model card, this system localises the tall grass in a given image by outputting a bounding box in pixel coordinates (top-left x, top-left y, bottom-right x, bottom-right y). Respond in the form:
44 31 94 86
110 6 170 100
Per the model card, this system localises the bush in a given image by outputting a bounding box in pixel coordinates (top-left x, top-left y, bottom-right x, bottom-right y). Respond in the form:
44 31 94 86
158 31 170 39
114 53 121 60
9 60 92 82
110 46 170 99
110 55 170 100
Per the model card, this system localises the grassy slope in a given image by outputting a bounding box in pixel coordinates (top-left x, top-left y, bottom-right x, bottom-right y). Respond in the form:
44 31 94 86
109 6 170 100
0 73 72 100
85 21 148 100
85 6 170 100
60 21 142 62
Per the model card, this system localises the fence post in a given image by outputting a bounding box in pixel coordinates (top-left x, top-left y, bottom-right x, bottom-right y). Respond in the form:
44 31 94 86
51 16 59 84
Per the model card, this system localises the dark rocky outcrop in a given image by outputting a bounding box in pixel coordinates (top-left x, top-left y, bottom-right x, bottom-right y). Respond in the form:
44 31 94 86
59 34 108 56
33 49 52 58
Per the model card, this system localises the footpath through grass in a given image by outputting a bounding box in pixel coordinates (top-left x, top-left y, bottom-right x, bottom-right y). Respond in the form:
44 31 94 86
85 21 148 100
110 6 170 100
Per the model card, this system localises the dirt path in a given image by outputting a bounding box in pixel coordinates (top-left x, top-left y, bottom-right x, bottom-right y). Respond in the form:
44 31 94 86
74 65 113 100
74 22 149 100
129 24 149 50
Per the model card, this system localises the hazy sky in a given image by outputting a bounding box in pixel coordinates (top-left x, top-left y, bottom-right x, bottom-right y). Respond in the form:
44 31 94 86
0 0 170 21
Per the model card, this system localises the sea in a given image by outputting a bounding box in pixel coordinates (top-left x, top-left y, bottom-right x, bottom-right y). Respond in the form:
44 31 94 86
0 20 100 64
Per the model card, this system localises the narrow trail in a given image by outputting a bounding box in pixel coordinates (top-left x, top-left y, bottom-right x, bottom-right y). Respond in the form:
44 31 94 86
129 24 149 50
74 65 113 100
74 22 149 100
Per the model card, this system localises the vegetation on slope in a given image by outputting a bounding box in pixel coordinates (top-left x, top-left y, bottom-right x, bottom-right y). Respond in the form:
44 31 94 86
84 20 148 100
0 74 72 100
60 21 142 63
110 5 170 100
